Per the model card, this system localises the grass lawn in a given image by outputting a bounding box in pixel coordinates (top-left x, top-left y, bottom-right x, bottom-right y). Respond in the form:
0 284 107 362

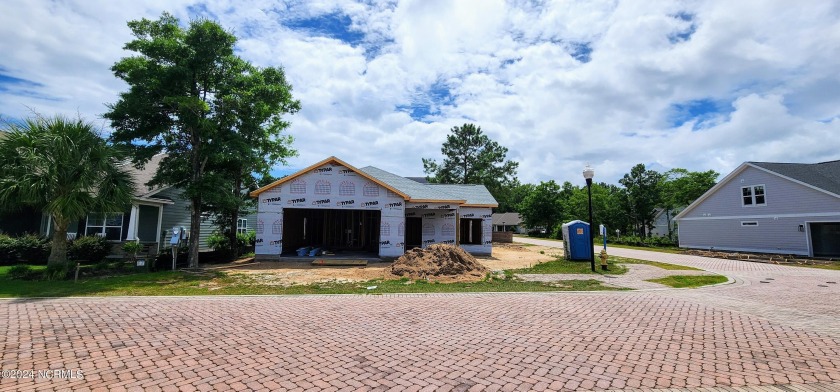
512 256 630 275
646 275 728 288
614 257 701 271
0 265 623 297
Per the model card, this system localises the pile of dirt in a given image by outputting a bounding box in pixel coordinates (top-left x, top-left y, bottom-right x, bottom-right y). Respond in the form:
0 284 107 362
388 244 489 282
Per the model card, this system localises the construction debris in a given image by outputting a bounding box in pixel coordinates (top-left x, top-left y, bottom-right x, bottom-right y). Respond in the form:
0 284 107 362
388 244 489 282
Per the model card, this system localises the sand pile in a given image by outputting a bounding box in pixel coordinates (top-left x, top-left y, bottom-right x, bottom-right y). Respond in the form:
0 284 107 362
388 244 489 282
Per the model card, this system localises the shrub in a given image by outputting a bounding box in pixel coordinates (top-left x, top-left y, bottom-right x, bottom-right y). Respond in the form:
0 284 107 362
68 235 110 263
122 241 142 256
206 231 230 252
14 234 50 264
44 263 70 281
6 264 39 280
237 230 256 247
0 235 17 265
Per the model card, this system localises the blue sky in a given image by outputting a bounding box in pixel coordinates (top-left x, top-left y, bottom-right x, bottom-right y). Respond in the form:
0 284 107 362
1 0 840 185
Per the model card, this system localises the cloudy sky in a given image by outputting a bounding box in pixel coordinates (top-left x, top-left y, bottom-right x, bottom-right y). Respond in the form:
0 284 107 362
1 0 839 185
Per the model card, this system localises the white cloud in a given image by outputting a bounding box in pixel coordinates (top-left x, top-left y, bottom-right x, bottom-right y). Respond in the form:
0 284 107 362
2 0 839 188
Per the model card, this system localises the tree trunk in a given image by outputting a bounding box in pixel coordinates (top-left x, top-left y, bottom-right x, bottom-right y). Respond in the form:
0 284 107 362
48 216 69 267
188 197 201 268
228 171 242 258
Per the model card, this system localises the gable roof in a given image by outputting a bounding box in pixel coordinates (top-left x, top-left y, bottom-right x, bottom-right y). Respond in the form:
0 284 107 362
249 156 498 207
121 153 168 197
427 184 498 207
675 159 840 219
249 156 410 199
750 160 840 197
357 166 466 203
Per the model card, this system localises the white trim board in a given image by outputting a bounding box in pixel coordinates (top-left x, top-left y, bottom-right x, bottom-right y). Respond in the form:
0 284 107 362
678 212 840 221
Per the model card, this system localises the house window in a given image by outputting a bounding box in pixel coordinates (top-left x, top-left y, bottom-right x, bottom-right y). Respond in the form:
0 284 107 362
237 218 248 234
741 185 766 206
741 221 758 227
86 212 123 240
459 219 483 245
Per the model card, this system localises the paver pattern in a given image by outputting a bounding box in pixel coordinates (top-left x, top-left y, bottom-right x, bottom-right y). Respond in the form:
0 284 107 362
1 240 839 392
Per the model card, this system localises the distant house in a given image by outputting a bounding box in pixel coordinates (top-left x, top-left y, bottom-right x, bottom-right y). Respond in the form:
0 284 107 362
492 212 526 233
649 207 684 238
249 156 498 259
675 160 840 257
0 154 253 253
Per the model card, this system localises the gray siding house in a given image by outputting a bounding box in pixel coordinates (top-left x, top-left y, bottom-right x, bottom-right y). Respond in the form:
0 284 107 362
675 160 840 257
2 154 254 254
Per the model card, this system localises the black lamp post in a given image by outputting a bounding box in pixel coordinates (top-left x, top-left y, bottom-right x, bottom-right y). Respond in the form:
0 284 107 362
583 164 595 272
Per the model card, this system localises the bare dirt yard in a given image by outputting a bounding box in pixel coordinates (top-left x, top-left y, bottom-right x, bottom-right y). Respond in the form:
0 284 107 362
221 242 559 286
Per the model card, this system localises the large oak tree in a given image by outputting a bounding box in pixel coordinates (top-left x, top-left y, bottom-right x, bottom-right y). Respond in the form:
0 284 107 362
105 13 298 267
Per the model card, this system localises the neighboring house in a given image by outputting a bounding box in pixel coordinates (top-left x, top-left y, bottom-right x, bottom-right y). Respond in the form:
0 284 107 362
0 154 256 254
492 212 526 233
675 160 840 257
648 207 684 238
249 156 498 259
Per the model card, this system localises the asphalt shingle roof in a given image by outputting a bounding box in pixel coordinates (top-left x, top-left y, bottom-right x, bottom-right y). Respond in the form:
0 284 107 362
119 153 167 197
751 160 840 196
492 212 522 225
358 166 498 206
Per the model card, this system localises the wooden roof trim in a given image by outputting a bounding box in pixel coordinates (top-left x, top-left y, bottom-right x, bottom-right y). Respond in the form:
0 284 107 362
249 156 410 199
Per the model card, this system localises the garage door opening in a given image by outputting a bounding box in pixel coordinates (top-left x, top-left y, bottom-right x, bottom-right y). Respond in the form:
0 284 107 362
282 209 381 256
810 222 840 257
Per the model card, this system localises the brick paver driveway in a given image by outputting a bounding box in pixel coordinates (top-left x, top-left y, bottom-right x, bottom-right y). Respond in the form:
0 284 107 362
1 242 839 391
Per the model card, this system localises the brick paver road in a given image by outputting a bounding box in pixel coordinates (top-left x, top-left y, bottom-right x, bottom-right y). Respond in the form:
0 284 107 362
1 240 839 392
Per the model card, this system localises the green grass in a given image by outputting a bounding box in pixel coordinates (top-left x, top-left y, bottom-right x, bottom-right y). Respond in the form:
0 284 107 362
605 243 684 254
645 275 728 288
787 262 840 271
511 256 628 275
614 257 701 270
0 265 623 297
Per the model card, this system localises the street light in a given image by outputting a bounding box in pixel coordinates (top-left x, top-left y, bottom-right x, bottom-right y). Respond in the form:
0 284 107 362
583 164 595 272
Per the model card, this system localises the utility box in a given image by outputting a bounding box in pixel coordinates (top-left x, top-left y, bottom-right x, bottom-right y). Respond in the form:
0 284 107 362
562 220 592 261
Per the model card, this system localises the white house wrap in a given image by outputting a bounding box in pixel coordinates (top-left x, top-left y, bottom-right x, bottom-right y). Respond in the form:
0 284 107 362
250 157 498 259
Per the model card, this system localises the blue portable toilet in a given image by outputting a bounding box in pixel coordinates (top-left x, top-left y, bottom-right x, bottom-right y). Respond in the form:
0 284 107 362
561 220 592 261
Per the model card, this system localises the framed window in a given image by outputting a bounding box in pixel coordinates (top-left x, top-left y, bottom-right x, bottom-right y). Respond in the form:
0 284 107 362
741 185 766 206
86 212 123 240
459 218 483 245
741 221 758 227
237 218 248 234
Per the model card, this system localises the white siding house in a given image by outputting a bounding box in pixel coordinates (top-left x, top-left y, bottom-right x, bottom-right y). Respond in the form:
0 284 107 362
249 157 498 259
675 160 840 256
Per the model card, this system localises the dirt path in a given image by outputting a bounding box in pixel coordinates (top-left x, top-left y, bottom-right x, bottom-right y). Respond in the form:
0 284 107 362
223 243 557 286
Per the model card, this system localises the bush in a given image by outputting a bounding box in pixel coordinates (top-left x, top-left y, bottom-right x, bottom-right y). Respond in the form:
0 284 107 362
6 265 39 280
14 234 50 264
68 235 110 263
153 247 190 271
44 263 70 281
0 235 17 265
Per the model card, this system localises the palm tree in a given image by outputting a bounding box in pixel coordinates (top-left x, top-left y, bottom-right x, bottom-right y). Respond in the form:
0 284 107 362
0 115 135 267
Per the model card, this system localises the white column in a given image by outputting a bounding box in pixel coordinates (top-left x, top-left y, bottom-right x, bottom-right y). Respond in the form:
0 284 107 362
125 204 140 241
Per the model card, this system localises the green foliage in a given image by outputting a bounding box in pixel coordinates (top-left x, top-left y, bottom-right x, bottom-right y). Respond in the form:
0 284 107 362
105 13 299 267
44 263 71 281
122 241 142 255
519 180 564 235
0 234 17 265
609 235 677 247
7 265 38 280
13 234 50 264
619 164 663 238
69 235 111 263
422 123 519 201
207 232 230 252
0 115 134 266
